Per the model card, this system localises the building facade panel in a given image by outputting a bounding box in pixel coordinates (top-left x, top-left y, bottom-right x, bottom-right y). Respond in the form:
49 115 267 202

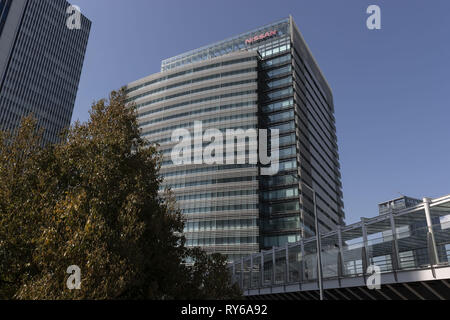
127 16 345 261
0 0 91 144
129 51 260 261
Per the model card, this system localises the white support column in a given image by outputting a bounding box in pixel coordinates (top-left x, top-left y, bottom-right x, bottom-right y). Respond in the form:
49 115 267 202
423 198 439 265
285 242 290 283
389 212 401 270
272 247 276 285
337 226 344 278
300 239 306 281
361 218 370 273
260 252 264 287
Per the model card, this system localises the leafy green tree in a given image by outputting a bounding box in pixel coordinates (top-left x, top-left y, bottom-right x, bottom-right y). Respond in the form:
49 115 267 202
0 88 241 300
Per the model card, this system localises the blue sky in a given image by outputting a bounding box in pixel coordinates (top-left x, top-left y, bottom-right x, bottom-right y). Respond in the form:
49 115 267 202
72 0 450 224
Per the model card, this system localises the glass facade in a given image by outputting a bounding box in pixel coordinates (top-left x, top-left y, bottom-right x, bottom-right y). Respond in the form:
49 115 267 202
161 18 290 72
127 16 345 261
230 195 450 292
0 0 12 37
128 51 260 262
0 0 91 144
379 196 423 215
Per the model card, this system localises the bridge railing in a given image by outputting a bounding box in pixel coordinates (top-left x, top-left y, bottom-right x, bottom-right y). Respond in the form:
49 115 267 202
229 195 450 291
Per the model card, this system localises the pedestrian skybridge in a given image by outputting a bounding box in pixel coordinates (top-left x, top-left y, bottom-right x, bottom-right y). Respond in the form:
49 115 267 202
228 195 450 300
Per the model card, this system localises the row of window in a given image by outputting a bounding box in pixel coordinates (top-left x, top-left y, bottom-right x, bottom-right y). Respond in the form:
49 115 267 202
132 78 256 108
138 100 256 126
184 218 258 232
226 254 254 263
128 67 256 102
176 189 258 201
279 146 296 158
163 146 294 166
161 176 256 190
127 56 256 93
260 43 291 59
163 163 256 178
266 110 294 124
139 90 256 122
261 173 298 189
265 76 292 90
265 86 293 100
262 98 294 113
186 236 258 247
263 234 300 247
261 200 300 214
160 132 294 157
261 53 291 68
278 133 296 146
161 144 255 156
263 64 292 79
157 124 256 152
269 120 295 133
142 111 256 134
278 158 297 171
181 203 258 215
262 187 299 201
161 156 296 173
166 171 298 195
165 150 265 163
263 216 302 232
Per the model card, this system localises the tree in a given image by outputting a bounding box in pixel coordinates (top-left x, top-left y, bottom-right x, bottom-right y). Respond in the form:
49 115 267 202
0 116 45 299
0 88 241 300
179 248 242 300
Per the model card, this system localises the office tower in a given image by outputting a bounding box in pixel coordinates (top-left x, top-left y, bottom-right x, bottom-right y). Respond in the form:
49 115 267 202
379 196 422 215
126 16 344 261
0 0 91 144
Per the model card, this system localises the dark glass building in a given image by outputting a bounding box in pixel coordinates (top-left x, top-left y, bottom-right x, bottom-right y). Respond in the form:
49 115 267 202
126 16 345 261
0 0 91 144
378 196 422 215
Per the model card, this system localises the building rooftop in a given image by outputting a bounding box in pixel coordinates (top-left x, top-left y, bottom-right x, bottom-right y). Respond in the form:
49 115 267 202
160 17 290 71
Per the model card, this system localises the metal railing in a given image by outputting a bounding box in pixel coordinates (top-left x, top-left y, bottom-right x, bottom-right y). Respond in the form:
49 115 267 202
229 195 450 291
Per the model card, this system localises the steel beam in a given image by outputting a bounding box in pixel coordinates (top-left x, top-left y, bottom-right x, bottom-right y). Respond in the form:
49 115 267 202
403 283 425 300
421 282 444 300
